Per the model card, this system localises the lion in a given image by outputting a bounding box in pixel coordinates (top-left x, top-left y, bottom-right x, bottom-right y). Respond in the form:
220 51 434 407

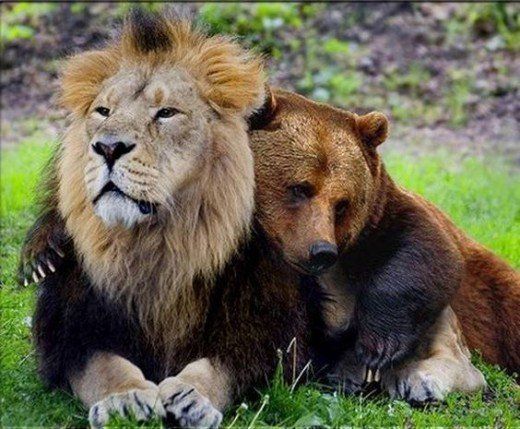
24 11 318 428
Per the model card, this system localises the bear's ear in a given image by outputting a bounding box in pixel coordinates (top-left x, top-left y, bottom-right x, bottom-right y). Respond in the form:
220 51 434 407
356 112 389 148
248 86 277 130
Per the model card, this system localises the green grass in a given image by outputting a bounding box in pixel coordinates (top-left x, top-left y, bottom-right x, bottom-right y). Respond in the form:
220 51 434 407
1 141 519 427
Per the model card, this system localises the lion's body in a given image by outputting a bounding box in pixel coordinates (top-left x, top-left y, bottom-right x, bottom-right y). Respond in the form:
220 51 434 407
58 115 255 346
34 228 313 395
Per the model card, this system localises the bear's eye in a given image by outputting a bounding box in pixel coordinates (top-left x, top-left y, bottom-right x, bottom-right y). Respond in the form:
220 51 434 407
335 199 350 220
155 107 179 119
95 106 110 117
288 183 314 202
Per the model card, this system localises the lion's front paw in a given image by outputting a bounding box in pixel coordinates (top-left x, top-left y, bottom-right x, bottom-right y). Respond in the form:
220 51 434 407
384 370 446 405
88 388 165 428
159 377 222 429
19 234 66 286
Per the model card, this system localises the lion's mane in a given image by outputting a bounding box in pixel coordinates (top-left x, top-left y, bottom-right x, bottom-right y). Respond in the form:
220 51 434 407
54 10 266 348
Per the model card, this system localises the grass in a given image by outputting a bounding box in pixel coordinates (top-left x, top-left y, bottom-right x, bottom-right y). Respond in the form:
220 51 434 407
1 140 519 427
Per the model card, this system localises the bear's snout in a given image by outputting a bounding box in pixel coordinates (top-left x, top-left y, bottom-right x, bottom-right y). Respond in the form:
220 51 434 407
308 240 338 274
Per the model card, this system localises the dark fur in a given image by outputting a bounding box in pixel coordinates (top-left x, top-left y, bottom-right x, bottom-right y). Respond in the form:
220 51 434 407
252 89 519 376
335 170 463 370
20 13 325 413
126 8 172 53
31 210 318 400
22 89 519 407
18 151 69 284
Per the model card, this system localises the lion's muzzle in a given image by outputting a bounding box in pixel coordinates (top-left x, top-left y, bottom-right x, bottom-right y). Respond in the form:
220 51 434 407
92 140 136 171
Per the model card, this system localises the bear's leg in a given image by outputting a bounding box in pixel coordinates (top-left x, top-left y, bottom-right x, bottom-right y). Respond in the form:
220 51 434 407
325 348 367 394
69 352 165 427
381 307 486 404
158 358 229 429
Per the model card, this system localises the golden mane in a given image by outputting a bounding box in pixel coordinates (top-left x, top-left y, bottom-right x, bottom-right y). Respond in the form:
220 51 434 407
60 9 265 117
55 10 266 350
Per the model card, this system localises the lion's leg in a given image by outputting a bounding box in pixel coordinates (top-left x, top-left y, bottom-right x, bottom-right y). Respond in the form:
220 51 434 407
69 352 165 427
18 208 68 286
158 358 230 429
381 307 486 403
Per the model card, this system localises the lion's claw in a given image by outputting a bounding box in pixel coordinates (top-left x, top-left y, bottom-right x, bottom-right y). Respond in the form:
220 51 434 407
20 244 66 286
159 377 222 429
89 388 165 428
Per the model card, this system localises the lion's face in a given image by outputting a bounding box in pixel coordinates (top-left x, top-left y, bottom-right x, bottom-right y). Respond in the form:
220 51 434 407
58 13 265 234
83 67 213 228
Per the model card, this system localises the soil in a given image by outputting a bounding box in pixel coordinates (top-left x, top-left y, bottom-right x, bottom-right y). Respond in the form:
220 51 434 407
1 3 518 165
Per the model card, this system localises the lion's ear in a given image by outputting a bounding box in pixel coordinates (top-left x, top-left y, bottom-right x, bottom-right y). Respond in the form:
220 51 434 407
356 112 389 148
248 86 277 130
199 41 266 117
60 50 119 116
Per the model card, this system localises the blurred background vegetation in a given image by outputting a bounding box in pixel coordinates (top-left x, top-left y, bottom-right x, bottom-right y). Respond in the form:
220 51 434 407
1 2 519 160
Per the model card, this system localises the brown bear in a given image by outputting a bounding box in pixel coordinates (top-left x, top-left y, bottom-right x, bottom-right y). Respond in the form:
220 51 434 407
250 89 520 388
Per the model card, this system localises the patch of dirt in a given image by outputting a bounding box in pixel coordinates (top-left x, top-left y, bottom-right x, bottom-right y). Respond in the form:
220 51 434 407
1 3 518 165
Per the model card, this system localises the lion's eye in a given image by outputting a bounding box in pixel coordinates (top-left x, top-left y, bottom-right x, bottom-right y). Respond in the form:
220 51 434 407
288 183 314 202
95 107 110 117
156 108 179 119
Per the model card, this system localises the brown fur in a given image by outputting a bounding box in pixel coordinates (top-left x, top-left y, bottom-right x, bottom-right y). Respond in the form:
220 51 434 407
380 307 486 401
159 359 231 410
252 91 376 266
24 85 518 394
402 192 520 372
22 65 517 428
453 243 520 371
328 308 486 400
252 88 520 375
69 352 158 407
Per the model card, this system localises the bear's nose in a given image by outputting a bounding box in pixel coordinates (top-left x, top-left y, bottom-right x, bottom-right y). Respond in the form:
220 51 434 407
93 141 136 170
308 240 338 274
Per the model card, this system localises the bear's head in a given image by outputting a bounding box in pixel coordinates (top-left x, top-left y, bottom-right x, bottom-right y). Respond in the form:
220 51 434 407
250 89 388 275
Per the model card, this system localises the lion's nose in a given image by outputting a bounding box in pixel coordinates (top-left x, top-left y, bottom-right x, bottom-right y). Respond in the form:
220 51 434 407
93 141 136 170
308 240 338 274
